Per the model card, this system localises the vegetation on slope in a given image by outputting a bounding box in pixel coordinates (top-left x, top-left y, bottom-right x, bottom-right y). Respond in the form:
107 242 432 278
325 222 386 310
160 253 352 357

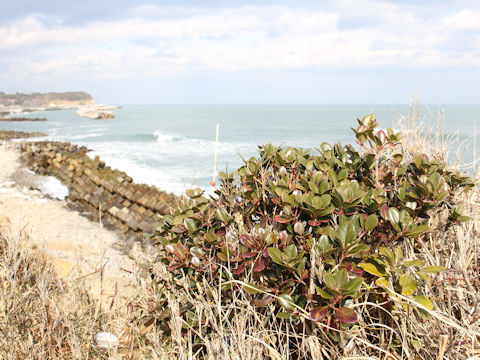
141 114 479 359
0 91 94 107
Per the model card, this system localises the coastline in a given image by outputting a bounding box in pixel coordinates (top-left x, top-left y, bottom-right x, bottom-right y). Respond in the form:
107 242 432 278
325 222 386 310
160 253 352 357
0 103 121 120
0 138 153 303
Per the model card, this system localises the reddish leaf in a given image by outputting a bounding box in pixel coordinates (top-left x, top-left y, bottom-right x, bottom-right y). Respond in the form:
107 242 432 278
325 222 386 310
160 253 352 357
341 262 354 272
274 215 291 224
253 256 266 272
239 234 256 249
335 307 358 324
300 269 309 280
233 264 246 275
379 205 389 220
173 243 189 259
351 267 364 276
242 252 257 259
272 197 282 205
310 307 328 322
262 248 270 257
172 226 187 234
167 262 183 271
252 293 274 307
308 219 328 226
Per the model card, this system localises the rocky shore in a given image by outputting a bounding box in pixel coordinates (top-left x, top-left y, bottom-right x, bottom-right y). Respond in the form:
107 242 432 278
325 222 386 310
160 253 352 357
0 130 47 140
76 105 117 119
0 117 47 122
20 140 178 240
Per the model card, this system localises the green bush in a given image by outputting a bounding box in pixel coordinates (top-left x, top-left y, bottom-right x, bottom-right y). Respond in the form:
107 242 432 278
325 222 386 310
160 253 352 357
148 115 474 352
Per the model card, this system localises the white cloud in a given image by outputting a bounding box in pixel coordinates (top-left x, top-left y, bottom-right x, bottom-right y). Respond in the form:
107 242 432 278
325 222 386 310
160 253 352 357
1 2 479 80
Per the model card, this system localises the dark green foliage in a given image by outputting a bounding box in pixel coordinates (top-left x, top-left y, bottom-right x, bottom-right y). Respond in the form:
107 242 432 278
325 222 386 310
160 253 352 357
149 115 474 348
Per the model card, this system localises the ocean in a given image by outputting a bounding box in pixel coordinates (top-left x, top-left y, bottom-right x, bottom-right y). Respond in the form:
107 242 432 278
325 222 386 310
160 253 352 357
3 104 480 195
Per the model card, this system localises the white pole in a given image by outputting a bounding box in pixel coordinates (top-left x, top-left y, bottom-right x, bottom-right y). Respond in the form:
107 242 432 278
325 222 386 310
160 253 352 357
212 124 219 185
474 120 477 177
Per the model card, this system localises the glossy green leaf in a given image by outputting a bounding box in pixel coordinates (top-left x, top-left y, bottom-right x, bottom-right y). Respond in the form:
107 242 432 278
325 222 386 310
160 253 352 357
277 312 292 319
403 260 424 267
388 207 400 227
348 243 370 255
365 214 378 232
375 277 389 288
337 222 356 245
399 273 417 296
278 294 295 310
215 208 230 224
414 296 433 310
268 247 283 265
343 277 364 293
406 225 431 237
379 247 395 264
359 262 386 277
323 272 337 290
418 266 446 274
183 218 198 233
243 283 262 294
285 244 298 259
293 222 305 235
334 269 349 289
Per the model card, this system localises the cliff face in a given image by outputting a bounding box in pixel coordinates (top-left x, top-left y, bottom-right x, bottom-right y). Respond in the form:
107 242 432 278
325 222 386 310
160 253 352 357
0 91 95 107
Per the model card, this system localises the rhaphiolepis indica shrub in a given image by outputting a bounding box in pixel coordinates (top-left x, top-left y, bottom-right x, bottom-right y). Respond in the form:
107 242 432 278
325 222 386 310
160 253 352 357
148 115 474 351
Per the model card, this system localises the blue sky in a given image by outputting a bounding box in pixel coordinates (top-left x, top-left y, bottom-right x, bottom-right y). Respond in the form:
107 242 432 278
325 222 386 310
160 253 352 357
1 0 479 104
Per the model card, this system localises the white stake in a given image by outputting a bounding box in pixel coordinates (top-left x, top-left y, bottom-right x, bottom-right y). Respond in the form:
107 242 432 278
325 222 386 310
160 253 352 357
212 124 219 185
474 120 477 177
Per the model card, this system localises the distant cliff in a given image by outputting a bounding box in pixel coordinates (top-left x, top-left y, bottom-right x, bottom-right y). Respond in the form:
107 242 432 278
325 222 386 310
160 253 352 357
0 91 95 107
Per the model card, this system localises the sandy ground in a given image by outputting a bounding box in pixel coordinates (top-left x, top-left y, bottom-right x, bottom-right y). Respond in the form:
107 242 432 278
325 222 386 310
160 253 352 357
0 141 141 306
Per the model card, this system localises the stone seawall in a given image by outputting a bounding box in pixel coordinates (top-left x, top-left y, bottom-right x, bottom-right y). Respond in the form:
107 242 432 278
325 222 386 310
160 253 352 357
20 141 178 239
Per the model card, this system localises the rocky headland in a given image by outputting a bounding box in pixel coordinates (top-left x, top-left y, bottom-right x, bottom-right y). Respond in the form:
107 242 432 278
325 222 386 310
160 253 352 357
0 91 94 107
0 91 119 120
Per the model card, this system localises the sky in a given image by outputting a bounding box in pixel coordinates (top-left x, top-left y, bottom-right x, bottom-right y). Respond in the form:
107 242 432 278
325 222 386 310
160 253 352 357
1 0 479 104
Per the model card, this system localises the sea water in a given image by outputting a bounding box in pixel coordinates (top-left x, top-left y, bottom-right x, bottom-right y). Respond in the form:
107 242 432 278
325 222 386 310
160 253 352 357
3 104 479 195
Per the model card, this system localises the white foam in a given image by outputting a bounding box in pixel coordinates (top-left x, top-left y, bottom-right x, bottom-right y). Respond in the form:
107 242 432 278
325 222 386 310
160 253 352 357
89 153 203 195
37 176 69 200
153 130 252 156
76 131 255 195
63 133 102 140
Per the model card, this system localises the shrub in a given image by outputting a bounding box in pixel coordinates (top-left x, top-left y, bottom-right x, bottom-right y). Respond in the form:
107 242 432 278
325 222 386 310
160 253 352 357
148 115 475 357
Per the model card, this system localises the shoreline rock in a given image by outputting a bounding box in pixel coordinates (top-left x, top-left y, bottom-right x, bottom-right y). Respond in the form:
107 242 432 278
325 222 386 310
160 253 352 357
76 107 115 119
19 140 178 239
0 130 47 140
0 117 47 122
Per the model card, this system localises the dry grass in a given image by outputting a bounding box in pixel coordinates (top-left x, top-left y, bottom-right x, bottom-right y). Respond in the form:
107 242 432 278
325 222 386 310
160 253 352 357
0 222 133 359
